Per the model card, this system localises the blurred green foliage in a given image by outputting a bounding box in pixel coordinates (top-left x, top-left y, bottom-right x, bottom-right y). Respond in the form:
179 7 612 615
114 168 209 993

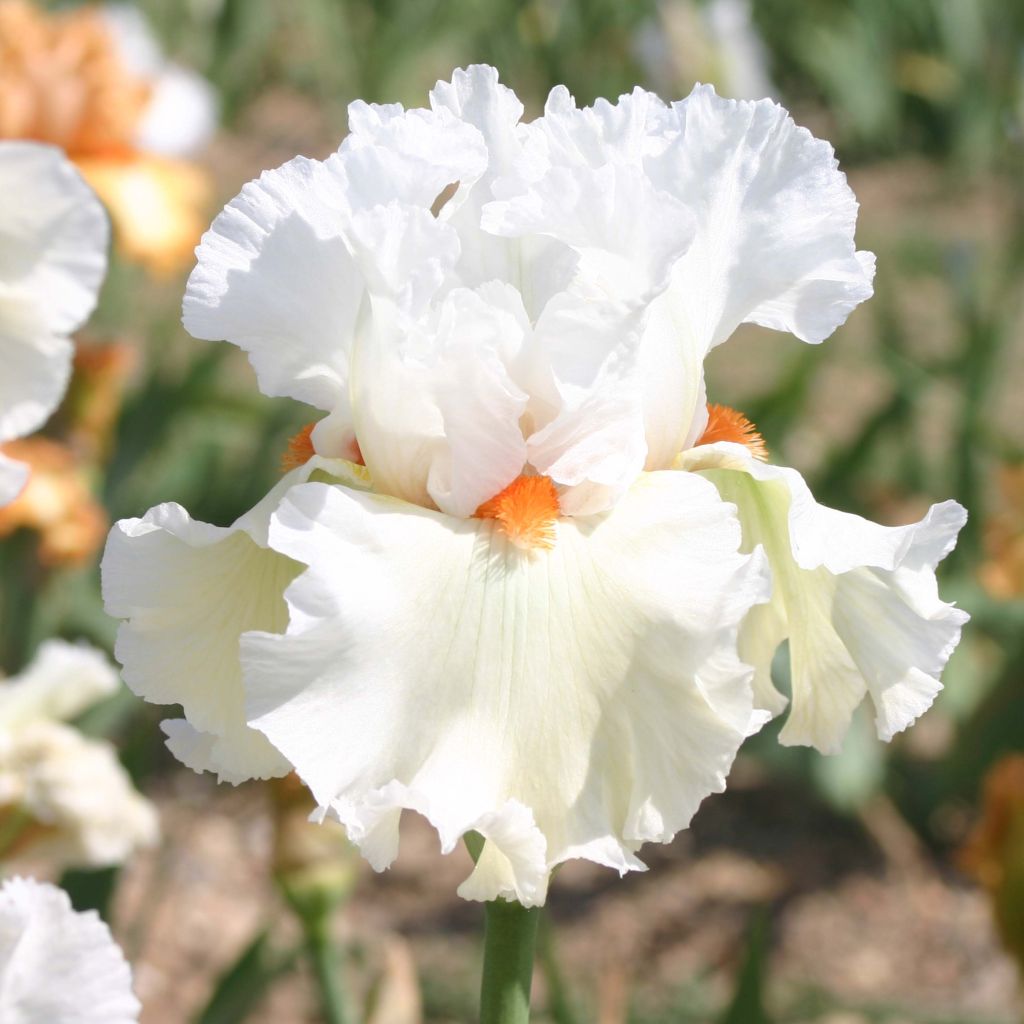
9 0 1024 1021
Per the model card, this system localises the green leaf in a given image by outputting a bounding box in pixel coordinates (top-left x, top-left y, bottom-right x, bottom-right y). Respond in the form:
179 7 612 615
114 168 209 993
718 910 773 1024
196 929 298 1024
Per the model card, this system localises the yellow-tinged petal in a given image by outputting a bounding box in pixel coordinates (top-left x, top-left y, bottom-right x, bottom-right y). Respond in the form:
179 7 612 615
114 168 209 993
684 441 968 753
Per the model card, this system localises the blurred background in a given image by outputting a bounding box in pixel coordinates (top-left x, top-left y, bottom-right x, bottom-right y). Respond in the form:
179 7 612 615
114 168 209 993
1 0 1023 1021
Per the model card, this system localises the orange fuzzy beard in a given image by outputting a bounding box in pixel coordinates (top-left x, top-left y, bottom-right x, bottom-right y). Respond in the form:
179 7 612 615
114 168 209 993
280 423 317 472
695 403 768 461
280 423 364 472
475 475 561 550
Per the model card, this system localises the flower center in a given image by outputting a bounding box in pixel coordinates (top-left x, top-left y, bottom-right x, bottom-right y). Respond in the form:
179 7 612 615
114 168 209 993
695 403 768 461
475 475 561 550
281 423 364 471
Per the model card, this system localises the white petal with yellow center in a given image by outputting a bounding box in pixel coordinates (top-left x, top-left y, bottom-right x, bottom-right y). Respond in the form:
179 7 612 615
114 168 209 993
241 471 770 905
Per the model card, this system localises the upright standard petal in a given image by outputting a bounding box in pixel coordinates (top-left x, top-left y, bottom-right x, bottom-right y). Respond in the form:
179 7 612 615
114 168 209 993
350 286 530 516
182 155 362 411
0 143 108 443
102 457 367 784
241 472 769 905
0 878 140 1024
648 85 876 353
681 442 968 753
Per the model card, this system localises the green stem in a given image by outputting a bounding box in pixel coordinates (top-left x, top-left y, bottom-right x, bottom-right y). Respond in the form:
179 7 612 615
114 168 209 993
480 898 540 1024
305 919 349 1024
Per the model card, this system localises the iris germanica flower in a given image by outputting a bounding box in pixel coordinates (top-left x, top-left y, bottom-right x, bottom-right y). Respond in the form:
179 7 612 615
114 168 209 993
104 67 966 907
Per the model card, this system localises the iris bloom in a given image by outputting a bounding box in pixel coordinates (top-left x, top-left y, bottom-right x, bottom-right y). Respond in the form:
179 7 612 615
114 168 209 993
0 0 214 275
0 141 108 507
0 876 139 1023
104 67 967 907
0 641 158 869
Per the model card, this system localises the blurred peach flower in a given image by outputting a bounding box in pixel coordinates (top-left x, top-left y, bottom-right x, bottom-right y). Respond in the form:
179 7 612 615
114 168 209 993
0 0 215 275
0 437 106 567
65 338 138 460
960 754 1024 972
979 464 1024 599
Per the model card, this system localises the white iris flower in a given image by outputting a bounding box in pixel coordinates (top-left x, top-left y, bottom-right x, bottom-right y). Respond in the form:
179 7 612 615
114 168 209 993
0 142 108 506
0 641 158 870
103 67 966 907
0 877 139 1023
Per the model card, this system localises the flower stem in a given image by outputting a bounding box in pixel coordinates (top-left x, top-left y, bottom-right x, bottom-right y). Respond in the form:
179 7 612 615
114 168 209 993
480 898 540 1024
305 918 349 1024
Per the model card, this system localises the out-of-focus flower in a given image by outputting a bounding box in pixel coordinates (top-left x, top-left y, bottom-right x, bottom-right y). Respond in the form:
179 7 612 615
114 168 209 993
104 67 965 906
0 876 140 1023
637 0 775 101
959 754 1024 972
0 0 215 275
979 464 1024 599
0 641 158 870
0 141 108 507
0 438 106 566
270 772 361 920
64 338 138 461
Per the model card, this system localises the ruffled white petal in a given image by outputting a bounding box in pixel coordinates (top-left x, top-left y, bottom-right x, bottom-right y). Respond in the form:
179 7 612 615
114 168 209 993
684 442 968 752
0 877 140 1024
343 101 487 210
102 457 366 783
647 84 875 352
428 65 562 299
0 640 119 729
241 471 769 904
351 287 530 516
183 155 362 411
0 143 108 442
481 81 874 473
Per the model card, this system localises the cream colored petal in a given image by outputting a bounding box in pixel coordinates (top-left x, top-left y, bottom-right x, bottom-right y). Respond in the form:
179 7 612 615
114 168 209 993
242 471 769 903
691 443 968 753
102 458 366 783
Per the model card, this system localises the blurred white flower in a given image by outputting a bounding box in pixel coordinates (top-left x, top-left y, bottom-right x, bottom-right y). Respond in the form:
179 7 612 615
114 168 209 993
0 642 158 870
0 876 140 1023
101 3 217 158
104 67 964 905
0 142 108 507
